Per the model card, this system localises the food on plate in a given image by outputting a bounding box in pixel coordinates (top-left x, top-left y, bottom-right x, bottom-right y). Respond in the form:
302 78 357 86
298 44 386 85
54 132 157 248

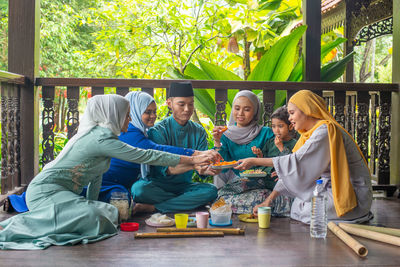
247 214 257 219
242 169 266 175
212 160 237 166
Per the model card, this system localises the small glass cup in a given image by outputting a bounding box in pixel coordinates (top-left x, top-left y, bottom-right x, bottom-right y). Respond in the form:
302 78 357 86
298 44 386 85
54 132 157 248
110 192 130 223
174 213 189 229
196 212 209 228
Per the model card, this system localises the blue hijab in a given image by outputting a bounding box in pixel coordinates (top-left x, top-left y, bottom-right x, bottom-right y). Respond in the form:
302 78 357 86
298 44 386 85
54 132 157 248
125 91 155 178
125 91 155 137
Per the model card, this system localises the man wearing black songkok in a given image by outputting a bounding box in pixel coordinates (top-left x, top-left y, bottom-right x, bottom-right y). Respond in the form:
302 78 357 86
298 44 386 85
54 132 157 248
132 82 220 213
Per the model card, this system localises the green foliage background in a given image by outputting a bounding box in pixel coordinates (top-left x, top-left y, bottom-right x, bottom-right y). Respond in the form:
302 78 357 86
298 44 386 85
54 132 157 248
0 0 393 178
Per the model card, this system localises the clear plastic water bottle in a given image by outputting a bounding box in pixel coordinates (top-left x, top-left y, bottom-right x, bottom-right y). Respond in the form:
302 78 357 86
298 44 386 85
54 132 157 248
310 179 327 238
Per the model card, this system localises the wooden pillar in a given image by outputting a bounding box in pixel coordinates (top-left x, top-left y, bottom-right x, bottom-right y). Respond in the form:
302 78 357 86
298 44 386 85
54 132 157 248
343 1 354 83
8 0 40 185
302 0 321 82
391 0 400 186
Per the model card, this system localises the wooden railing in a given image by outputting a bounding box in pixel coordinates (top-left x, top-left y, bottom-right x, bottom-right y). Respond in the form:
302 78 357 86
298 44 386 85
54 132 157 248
34 78 399 195
0 76 398 201
0 70 26 202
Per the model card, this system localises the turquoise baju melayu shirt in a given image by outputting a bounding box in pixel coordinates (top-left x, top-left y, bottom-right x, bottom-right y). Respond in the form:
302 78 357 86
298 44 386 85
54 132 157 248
132 116 217 212
0 126 180 250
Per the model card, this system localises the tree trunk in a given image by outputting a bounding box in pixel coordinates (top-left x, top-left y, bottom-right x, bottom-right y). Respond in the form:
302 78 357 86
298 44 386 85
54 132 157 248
370 39 376 82
243 32 251 80
359 40 374 83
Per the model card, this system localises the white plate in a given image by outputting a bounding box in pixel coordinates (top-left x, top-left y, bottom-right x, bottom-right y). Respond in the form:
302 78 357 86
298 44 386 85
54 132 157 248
239 172 267 178
211 162 239 169
145 218 175 227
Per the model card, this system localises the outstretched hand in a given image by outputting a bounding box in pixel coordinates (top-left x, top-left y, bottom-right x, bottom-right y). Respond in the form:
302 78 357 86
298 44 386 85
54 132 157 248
253 198 272 215
192 154 212 165
197 150 223 163
234 158 256 171
195 165 221 176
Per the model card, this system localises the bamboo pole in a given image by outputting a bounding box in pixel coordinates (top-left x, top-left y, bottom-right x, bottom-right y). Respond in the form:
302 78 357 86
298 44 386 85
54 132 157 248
339 223 400 247
340 223 400 237
328 222 368 257
157 227 245 235
134 231 224 239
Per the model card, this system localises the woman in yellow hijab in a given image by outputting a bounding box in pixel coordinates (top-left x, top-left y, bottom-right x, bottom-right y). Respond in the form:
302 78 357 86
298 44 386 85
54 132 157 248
235 90 373 224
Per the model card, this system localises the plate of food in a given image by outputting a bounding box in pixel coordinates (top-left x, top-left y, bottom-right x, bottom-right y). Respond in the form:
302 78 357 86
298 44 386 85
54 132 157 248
239 169 267 178
211 160 239 169
145 213 175 227
238 214 258 223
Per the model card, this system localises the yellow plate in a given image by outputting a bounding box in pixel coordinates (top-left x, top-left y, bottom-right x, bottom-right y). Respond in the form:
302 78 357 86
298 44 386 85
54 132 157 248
238 214 258 223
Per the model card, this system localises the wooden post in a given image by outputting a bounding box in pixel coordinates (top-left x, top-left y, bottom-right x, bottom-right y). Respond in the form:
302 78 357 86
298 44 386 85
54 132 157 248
302 0 321 82
391 0 400 187
8 0 40 185
343 1 354 83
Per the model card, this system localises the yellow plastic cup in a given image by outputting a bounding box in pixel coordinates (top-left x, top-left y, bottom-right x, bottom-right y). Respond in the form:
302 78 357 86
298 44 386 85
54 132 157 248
174 213 189 229
258 207 271 229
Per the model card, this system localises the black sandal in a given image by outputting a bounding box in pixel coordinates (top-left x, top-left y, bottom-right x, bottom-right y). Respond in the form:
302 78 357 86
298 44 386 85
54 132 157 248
3 197 14 212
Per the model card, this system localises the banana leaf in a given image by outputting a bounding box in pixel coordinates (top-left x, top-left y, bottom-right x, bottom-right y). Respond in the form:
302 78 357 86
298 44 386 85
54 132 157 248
197 60 241 117
321 51 355 82
321 37 346 60
247 25 306 81
287 54 303 81
288 39 354 82
184 63 217 120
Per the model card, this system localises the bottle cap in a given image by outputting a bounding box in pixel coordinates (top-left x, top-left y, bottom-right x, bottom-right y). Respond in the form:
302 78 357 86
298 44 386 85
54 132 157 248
120 222 139 232
316 179 323 184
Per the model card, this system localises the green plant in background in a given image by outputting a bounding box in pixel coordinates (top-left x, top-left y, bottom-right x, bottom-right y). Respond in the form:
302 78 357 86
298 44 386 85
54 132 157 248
178 26 355 123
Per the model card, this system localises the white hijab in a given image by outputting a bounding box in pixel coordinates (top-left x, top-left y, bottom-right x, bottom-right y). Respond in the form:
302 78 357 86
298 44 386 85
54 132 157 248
224 90 263 145
43 94 130 170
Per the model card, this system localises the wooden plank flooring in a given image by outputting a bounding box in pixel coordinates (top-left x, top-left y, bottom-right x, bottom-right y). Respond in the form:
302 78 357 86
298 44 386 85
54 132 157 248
0 197 399 267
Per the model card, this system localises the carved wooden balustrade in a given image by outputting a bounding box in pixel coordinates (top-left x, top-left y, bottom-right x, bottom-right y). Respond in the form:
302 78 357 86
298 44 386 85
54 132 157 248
0 71 25 199
1 76 398 200
34 78 399 194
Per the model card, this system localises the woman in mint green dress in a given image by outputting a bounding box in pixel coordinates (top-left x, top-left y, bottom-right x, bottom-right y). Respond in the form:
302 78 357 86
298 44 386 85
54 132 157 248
0 94 213 250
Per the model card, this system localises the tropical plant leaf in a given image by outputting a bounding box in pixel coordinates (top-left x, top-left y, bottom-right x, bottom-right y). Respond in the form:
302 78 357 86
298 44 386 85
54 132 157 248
193 89 216 120
321 37 346 60
247 25 306 81
321 51 355 82
197 59 242 115
184 63 211 80
287 55 303 81
198 60 242 81
258 0 283 11
182 63 217 120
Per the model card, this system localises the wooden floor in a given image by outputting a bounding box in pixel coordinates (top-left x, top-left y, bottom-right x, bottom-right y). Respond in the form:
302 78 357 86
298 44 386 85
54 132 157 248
0 196 399 267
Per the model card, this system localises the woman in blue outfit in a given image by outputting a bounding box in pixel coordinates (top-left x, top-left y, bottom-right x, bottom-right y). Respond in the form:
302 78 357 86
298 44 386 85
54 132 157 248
85 91 204 205
0 94 214 250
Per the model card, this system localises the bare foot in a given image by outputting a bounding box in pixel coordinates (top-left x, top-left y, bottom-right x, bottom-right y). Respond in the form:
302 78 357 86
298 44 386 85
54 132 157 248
131 203 155 216
0 225 3 230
